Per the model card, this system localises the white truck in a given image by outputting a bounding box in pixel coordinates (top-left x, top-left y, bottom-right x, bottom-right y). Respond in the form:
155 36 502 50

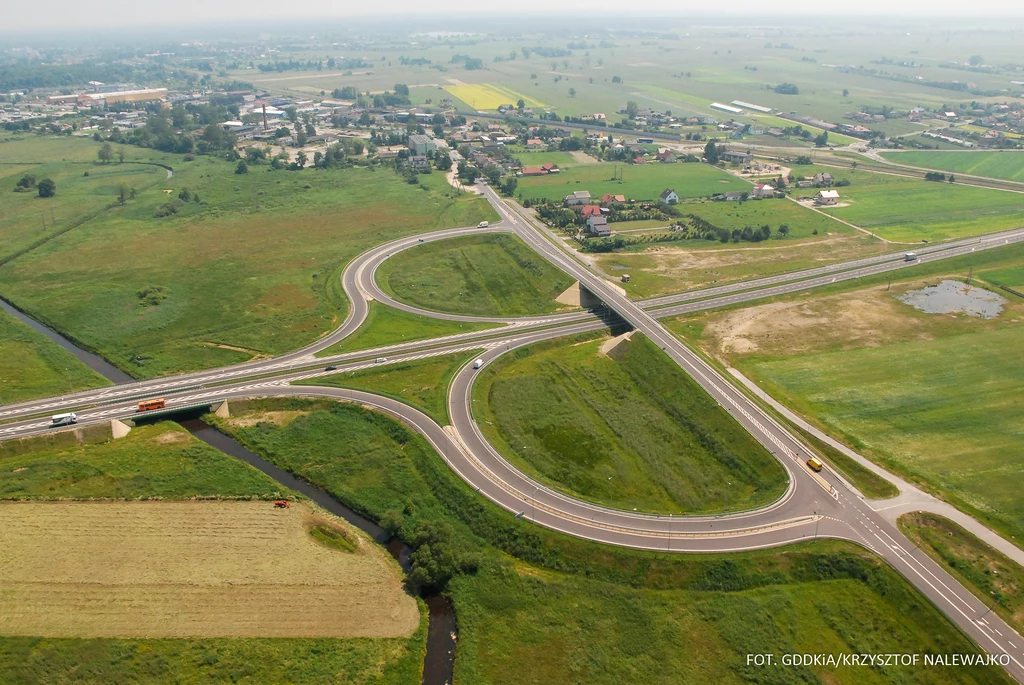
904 252 918 262
473 358 484 369
51 412 77 427
478 221 489 228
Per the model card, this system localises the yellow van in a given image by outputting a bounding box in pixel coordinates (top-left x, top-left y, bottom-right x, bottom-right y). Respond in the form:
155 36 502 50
806 457 824 472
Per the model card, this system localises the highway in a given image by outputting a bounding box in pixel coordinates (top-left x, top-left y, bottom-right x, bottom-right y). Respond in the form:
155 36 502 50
2 182 1024 680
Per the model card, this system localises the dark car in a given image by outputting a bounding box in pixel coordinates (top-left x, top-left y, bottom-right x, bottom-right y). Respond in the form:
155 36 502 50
325 365 337 371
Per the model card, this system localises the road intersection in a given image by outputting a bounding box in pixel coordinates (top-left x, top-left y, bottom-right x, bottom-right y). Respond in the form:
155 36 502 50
2 183 1024 680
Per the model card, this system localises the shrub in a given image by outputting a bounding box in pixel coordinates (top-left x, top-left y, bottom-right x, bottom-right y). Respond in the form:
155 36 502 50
37 178 56 197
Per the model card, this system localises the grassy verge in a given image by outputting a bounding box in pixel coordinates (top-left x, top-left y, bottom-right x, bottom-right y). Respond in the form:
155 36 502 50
473 331 787 515
212 398 1011 685
0 422 285 500
376 233 576 317
0 306 111 405
298 350 480 424
789 423 899 500
318 302 497 356
899 512 1024 637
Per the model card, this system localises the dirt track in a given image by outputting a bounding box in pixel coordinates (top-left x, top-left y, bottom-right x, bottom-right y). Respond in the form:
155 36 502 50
0 501 419 639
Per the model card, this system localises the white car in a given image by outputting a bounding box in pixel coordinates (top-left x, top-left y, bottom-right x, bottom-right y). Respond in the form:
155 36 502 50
375 357 388 364
478 221 489 228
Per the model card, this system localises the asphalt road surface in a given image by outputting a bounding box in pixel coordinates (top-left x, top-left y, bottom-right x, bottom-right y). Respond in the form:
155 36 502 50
2 182 1023 680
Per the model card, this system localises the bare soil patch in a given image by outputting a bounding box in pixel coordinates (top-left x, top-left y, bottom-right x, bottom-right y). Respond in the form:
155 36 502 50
0 501 418 639
225 410 311 428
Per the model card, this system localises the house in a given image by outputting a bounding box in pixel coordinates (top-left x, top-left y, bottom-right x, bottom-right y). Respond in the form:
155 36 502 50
717 191 747 202
521 167 547 176
815 189 840 205
795 180 815 189
751 183 775 199
813 172 833 187
581 204 603 217
540 162 559 173
585 215 612 237
721 151 753 164
633 155 647 164
526 138 544 149
407 134 436 156
601 193 626 204
564 190 592 206
659 188 679 205
656 150 677 163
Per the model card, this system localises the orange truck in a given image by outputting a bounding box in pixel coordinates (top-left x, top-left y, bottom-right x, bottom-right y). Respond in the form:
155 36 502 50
137 398 166 412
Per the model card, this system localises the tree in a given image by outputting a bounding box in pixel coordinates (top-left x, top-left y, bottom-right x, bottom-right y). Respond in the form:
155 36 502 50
814 131 829 148
969 55 984 66
568 88 576 98
117 148 125 163
285 106 298 123
611 75 622 83
625 101 639 119
517 99 525 109
296 150 308 168
98 142 113 164
37 178 56 197
501 177 518 196
394 83 410 97
703 139 719 164
14 174 36 191
842 89 849 97
117 183 130 205
778 224 790 236
435 151 452 171
236 160 249 174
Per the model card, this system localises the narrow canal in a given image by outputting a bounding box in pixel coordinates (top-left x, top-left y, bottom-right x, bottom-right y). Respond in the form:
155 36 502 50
178 416 458 685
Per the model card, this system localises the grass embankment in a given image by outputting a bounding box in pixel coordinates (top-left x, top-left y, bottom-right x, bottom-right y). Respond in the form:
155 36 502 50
516 161 748 203
0 417 426 684
806 165 1024 242
0 307 111 404
376 233 576 317
0 138 497 378
473 332 786 514
212 397 1011 685
0 422 284 500
298 350 481 424
318 302 497 356
879 151 1024 183
899 512 1024 637
669 242 1024 541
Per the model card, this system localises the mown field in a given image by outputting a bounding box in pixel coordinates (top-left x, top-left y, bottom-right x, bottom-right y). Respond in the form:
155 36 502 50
516 161 748 203
377 233 576 317
671 243 1024 541
472 332 786 514
809 165 1024 242
0 137 497 378
0 419 426 684
212 397 1010 685
880 151 1024 183
0 306 110 405
443 83 547 110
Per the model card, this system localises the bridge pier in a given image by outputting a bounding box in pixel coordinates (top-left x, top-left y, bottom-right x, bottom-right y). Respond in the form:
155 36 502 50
110 419 133 440
212 400 230 418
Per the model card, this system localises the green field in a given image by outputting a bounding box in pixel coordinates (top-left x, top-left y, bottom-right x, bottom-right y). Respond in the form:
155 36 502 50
377 233 576 317
212 398 1009 685
299 350 480 424
0 307 110 404
317 302 497 356
811 166 1024 242
473 332 786 514
0 137 176 263
900 512 1024 638
0 139 497 378
516 161 748 203
0 417 426 683
0 421 286 500
508 149 593 169
880 151 1024 183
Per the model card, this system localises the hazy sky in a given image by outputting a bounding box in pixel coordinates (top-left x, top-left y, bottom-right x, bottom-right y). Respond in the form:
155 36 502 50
5 0 1024 33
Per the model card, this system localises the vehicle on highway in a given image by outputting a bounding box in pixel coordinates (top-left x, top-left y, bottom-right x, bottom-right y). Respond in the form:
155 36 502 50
478 221 489 228
375 357 388 363
50 412 77 427
325 365 337 371
904 252 918 261
137 398 166 412
473 358 484 369
807 457 824 472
